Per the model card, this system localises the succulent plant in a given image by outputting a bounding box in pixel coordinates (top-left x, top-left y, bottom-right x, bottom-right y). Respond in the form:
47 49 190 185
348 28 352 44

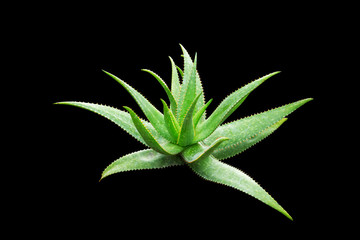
56 45 312 220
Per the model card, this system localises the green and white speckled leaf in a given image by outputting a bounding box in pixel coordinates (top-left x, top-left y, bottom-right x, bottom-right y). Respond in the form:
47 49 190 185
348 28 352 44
55 101 148 146
169 56 181 109
195 71 280 142
57 45 312 220
178 53 198 125
189 155 292 220
205 98 313 160
212 118 288 160
179 44 206 122
101 149 183 180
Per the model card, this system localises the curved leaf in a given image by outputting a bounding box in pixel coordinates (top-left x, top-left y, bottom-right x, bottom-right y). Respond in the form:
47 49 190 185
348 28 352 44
176 65 184 79
142 69 178 115
55 101 147 146
169 56 181 106
193 98 213 127
103 70 172 141
124 106 183 155
195 71 280 142
101 149 184 180
205 98 313 160
189 155 292 220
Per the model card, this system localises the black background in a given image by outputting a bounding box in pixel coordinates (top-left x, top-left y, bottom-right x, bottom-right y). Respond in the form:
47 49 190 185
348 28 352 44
13 2 351 237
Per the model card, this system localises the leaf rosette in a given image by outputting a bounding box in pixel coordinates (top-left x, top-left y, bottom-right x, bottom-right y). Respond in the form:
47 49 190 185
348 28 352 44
56 45 312 220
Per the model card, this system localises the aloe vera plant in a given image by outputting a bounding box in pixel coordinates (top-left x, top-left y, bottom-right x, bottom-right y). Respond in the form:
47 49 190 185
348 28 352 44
56 45 312 220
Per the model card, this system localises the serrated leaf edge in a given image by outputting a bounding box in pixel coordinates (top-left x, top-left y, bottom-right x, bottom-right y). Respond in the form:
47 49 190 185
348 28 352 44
214 118 287 160
217 98 312 128
124 106 182 155
176 94 201 145
100 149 184 181
188 156 292 220
196 72 280 142
142 69 178 114
103 70 173 142
55 101 149 146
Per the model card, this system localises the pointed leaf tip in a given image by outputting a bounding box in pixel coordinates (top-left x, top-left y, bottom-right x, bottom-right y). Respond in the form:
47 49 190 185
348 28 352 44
190 156 293 220
104 70 172 140
142 69 178 115
161 99 180 142
101 149 184 180
177 94 201 146
196 71 280 142
206 98 312 160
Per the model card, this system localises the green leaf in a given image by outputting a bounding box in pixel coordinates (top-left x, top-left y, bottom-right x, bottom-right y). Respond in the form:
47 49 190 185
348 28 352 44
176 65 184 79
179 44 206 122
193 98 213 127
177 94 201 146
179 44 194 87
161 99 180 142
181 137 229 163
169 57 181 106
124 106 183 155
177 53 197 124
219 94 249 126
55 101 148 146
142 69 178 115
205 98 313 160
101 149 184 180
214 118 287 160
103 70 171 140
57 45 313 222
195 71 280 142
189 155 293 220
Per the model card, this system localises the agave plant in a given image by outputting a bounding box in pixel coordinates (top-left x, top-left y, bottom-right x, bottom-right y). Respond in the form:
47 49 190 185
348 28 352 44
56 45 312 220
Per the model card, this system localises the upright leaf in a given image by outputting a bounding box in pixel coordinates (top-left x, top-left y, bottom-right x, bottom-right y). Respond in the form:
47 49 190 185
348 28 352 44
179 44 205 121
177 94 201 146
169 57 181 106
193 98 213 127
177 54 198 125
176 65 184 79
161 99 180 143
179 44 193 87
189 155 293 220
103 70 171 140
101 149 184 180
195 71 280 142
142 69 177 115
